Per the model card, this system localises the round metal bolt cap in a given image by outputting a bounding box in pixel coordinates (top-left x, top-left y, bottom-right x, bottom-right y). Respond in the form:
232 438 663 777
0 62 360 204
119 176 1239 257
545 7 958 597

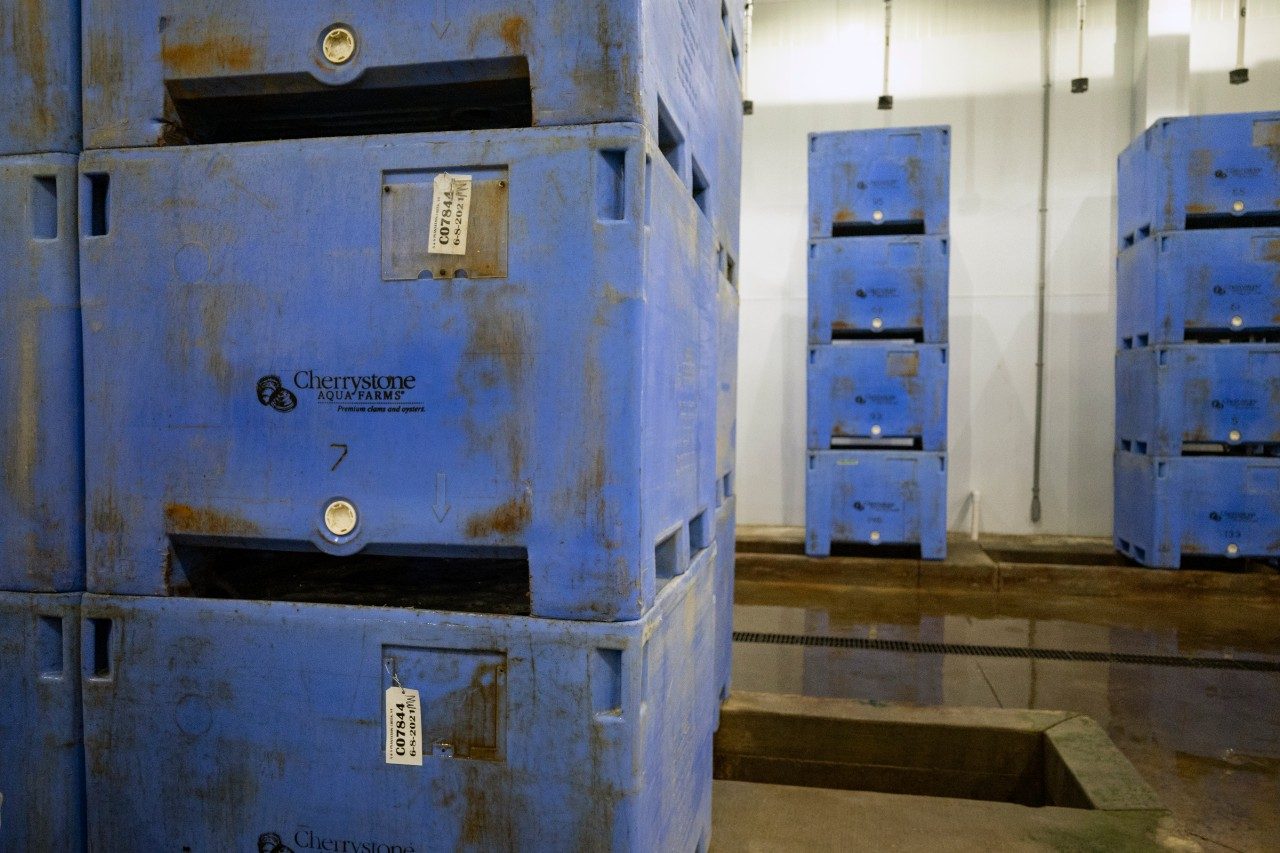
1231 315 1244 329
871 317 884 330
1226 543 1239 556
872 210 885 222
1229 429 1242 443
869 530 881 543
322 26 357 64
871 425 882 436
1232 200 1245 213
324 499 358 536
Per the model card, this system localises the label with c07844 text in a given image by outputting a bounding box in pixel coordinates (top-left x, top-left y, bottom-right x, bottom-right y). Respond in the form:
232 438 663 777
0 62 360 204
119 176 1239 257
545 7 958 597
385 686 422 766
428 173 472 256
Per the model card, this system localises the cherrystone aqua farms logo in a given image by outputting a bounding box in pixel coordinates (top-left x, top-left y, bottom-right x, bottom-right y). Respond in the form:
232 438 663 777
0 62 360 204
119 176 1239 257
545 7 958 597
255 370 424 415
259 828 416 853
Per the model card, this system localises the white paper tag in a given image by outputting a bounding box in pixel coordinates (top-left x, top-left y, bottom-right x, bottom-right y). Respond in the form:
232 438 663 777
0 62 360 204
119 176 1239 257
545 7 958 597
384 686 423 766
428 173 472 256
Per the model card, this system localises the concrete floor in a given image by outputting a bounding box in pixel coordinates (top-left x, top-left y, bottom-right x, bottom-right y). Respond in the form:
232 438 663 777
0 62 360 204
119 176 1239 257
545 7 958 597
718 532 1280 852
712 780 1192 852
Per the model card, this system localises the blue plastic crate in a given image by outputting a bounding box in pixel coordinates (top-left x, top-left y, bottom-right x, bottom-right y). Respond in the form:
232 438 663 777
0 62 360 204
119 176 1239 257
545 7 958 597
1116 228 1280 346
808 126 950 238
807 343 948 452
79 125 717 623
1117 112 1280 250
0 591 85 850
808 236 949 344
81 0 743 252
0 154 84 593
715 493 735 705
81 546 715 851
1114 452 1280 567
1116 344 1280 455
805 450 948 559
717 262 739 482
0 1 79 155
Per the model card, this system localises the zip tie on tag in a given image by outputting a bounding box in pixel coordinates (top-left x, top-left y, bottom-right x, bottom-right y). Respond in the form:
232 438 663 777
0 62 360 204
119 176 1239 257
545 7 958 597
384 658 402 689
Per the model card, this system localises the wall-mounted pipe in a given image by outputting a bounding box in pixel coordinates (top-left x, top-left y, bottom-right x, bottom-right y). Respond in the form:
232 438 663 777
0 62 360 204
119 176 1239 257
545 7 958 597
1030 0 1053 524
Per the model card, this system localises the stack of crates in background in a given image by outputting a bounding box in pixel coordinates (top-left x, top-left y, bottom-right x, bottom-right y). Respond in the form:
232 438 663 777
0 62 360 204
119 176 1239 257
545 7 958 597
74 3 743 849
0 2 87 848
804 127 951 560
1114 111 1280 568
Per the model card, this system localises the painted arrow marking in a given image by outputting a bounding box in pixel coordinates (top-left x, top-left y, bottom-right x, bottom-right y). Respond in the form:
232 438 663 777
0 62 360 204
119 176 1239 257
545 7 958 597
432 472 451 522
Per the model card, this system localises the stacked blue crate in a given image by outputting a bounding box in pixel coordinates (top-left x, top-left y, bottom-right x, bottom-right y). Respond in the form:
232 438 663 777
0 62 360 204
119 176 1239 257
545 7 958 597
80 546 716 852
78 2 744 846
805 127 951 560
0 2 86 845
1114 112 1280 568
79 127 719 623
81 0 744 254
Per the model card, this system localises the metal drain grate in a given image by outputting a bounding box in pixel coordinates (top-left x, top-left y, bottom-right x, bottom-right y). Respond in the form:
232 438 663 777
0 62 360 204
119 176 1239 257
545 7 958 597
732 631 1280 673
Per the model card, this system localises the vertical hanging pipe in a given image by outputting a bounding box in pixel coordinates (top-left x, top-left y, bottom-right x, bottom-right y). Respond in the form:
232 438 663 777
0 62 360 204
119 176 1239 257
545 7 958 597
1071 0 1089 91
879 0 894 109
1237 0 1248 66
1231 0 1249 83
1030 0 1053 524
1076 0 1086 78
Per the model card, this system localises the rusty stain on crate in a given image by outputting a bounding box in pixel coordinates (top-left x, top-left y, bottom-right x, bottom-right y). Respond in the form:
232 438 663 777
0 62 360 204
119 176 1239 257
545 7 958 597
199 285 235 394
90 494 123 542
164 503 261 536
905 156 921 188
161 35 259 75
4 311 40 513
887 351 920 378
465 494 531 539
499 16 530 53
455 283 529 487
462 285 528 390
454 660 504 761
568 7 628 120
13 0 53 136
460 787 493 845
22 531 59 584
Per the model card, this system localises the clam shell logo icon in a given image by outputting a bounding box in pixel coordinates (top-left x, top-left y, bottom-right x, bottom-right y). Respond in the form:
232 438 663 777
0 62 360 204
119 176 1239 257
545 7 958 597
257 375 298 413
258 833 294 853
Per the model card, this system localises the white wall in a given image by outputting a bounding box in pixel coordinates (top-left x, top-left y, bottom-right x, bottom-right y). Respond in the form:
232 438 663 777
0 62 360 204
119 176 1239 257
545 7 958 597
736 0 1280 535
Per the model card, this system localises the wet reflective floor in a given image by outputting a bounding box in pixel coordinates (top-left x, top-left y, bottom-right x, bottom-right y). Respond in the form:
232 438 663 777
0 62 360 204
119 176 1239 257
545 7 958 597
731 578 1280 852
